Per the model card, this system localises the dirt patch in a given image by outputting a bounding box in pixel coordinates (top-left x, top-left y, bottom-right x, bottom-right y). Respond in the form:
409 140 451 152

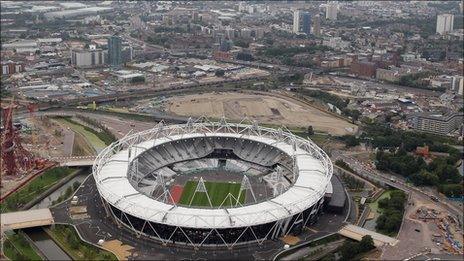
281 235 301 245
101 240 133 260
381 193 464 259
166 92 357 136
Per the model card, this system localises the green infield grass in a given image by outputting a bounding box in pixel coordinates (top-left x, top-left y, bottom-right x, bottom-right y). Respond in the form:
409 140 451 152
178 180 246 207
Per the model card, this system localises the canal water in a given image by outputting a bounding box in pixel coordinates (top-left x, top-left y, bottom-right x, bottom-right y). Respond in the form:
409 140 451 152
23 227 72 260
32 172 89 209
22 170 91 260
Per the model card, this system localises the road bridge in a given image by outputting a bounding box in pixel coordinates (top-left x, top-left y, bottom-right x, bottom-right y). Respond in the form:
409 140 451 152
1 209 54 231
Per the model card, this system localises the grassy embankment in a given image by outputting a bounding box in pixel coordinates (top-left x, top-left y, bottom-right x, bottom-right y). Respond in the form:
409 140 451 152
0 167 75 213
369 190 393 214
3 232 43 261
46 224 117 260
51 181 81 206
1 167 75 260
53 116 116 157
54 117 107 153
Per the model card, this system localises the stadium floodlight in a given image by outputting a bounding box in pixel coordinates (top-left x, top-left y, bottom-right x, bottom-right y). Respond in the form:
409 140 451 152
150 173 164 195
219 193 243 208
238 175 256 203
189 177 212 207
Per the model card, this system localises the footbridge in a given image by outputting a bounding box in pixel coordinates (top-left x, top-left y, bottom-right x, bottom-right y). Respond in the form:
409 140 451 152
50 156 96 167
338 224 399 247
1 209 54 231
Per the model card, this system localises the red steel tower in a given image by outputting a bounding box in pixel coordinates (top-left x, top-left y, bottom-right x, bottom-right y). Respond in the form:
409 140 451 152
1 104 35 176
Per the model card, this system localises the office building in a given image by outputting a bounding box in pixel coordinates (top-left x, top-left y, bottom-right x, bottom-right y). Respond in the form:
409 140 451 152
436 14 454 34
240 28 252 38
254 28 265 38
225 28 236 39
313 14 321 36
411 112 463 135
108 35 122 67
326 3 338 20
121 46 133 63
452 76 464 95
1 61 25 76
293 10 311 35
71 49 106 68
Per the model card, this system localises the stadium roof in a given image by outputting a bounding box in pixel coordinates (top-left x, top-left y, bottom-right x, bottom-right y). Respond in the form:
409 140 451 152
94 120 332 229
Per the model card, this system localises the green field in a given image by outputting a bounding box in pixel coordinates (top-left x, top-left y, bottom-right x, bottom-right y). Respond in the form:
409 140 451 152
179 181 246 207
369 190 393 214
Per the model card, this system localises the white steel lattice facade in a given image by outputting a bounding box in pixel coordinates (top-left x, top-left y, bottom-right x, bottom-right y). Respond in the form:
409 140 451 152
93 117 333 248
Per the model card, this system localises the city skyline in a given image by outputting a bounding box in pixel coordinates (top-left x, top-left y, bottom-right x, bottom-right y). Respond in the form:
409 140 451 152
0 1 463 261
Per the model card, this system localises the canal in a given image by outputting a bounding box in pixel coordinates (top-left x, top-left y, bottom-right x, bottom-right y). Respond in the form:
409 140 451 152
31 171 89 209
22 169 90 260
23 227 72 260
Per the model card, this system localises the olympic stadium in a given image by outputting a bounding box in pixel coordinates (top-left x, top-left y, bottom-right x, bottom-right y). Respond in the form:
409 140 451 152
92 118 337 248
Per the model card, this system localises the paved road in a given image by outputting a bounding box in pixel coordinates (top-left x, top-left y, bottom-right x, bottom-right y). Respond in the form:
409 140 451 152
63 129 75 156
51 173 352 260
281 239 345 260
332 151 463 225
332 150 464 260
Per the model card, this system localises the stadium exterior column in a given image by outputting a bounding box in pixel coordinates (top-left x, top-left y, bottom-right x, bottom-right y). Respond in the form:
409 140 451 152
281 217 292 236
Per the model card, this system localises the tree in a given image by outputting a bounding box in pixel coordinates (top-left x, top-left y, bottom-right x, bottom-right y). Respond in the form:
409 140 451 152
377 197 390 209
215 70 225 77
83 247 96 260
375 190 406 234
409 170 438 186
340 241 360 261
359 235 375 252
69 234 80 249
439 184 464 197
234 39 250 48
307 125 314 136
344 135 360 147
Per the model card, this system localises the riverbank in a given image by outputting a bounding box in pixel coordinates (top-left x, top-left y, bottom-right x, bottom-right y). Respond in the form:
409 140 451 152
21 168 87 210
53 117 107 153
1 167 75 213
45 225 117 260
2 231 43 260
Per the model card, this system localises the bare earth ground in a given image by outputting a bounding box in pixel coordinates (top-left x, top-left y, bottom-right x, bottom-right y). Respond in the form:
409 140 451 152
381 193 463 260
1 117 67 197
166 92 357 136
101 240 133 260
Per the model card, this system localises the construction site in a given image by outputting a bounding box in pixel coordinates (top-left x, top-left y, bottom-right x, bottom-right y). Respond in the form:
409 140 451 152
0 101 106 199
410 206 463 255
163 92 357 136
0 102 54 199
